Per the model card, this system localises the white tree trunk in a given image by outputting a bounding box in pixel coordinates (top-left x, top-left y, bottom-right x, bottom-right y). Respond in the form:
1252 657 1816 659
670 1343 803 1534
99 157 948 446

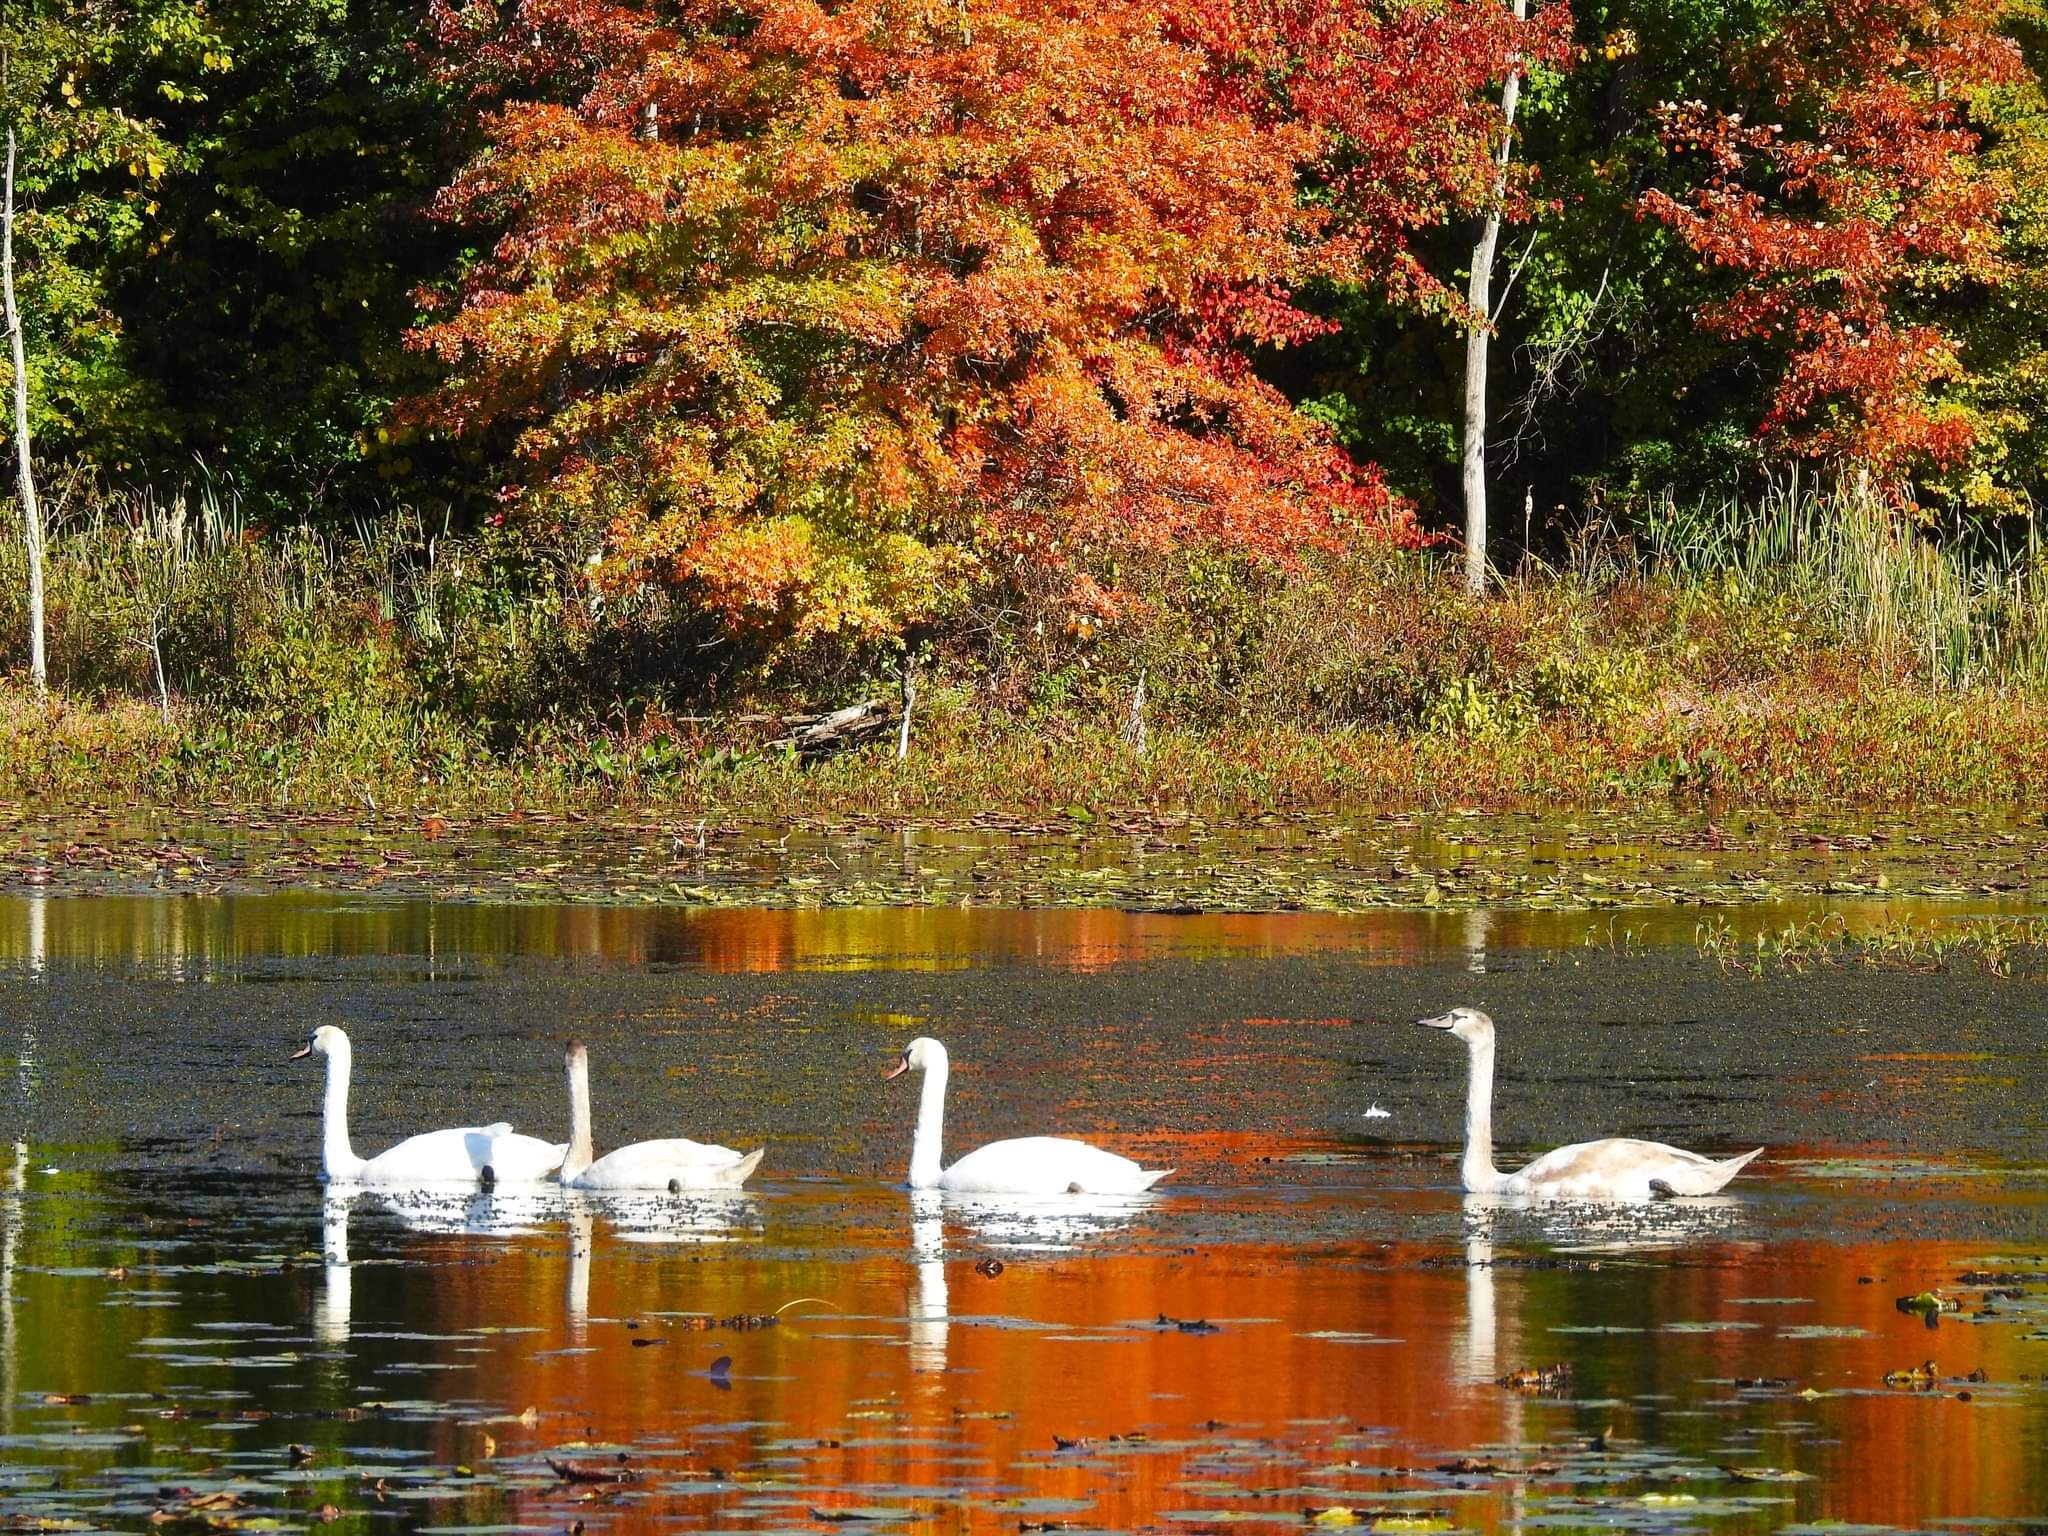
1461 0 1531 598
3 132 45 692
896 653 916 759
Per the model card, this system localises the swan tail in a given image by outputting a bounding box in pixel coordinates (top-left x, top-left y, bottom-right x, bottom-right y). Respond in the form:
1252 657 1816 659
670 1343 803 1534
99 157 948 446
1664 1147 1765 1197
720 1147 766 1187
657 1147 762 1191
1715 1146 1765 1183
1135 1167 1175 1191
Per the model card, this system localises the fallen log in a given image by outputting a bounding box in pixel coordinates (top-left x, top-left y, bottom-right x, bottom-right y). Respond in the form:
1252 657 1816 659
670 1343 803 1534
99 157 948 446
764 699 900 761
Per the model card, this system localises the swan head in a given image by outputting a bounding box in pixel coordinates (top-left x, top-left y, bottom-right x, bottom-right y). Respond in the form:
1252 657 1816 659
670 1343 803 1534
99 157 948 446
883 1036 948 1080
565 1038 589 1066
292 1024 352 1062
1418 1007 1494 1047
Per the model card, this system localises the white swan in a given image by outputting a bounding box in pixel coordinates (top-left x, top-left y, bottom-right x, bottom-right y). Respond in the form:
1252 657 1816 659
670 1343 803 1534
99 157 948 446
1420 1008 1762 1202
559 1040 763 1191
884 1037 1172 1195
292 1025 566 1186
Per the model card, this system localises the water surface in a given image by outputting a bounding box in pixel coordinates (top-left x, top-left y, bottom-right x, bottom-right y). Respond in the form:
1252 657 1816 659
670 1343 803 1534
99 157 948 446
1 894 2045 1536
5 805 2047 916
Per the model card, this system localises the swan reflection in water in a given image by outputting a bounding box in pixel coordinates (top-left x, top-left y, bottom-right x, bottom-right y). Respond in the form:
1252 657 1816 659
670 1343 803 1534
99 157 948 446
1458 1186 1745 1255
313 1183 765 1341
316 1185 557 1347
941 1188 1163 1251
571 1187 764 1245
1454 1188 1748 1388
567 1197 594 1330
562 1188 765 1329
1457 1194 1503 1386
314 1191 357 1345
908 1190 947 1376
900 1186 1164 1377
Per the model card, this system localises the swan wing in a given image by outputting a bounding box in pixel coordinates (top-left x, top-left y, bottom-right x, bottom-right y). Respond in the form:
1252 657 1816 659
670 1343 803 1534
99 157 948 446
478 1130 569 1183
939 1136 1171 1196
355 1126 497 1185
1511 1138 1760 1201
573 1139 764 1191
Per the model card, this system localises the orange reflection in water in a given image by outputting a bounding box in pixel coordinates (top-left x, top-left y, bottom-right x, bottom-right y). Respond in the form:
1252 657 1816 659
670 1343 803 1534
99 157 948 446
325 1198 2048 1536
0 898 1752 975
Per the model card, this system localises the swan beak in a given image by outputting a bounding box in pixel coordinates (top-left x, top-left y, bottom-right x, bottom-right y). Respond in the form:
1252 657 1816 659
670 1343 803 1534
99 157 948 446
882 1054 910 1081
290 1040 314 1059
1417 1013 1457 1030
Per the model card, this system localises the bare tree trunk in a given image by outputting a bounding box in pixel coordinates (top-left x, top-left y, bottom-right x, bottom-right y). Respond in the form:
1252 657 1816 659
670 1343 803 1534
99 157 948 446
148 621 169 724
3 131 44 691
896 653 916 760
1460 0 1530 598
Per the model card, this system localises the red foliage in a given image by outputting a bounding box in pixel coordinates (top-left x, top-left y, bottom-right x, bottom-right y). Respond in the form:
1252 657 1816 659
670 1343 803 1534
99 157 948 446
1641 0 2020 476
403 0 1561 641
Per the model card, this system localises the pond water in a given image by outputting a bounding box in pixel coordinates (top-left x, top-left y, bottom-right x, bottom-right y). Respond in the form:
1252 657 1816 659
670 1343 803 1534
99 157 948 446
1 891 2046 1536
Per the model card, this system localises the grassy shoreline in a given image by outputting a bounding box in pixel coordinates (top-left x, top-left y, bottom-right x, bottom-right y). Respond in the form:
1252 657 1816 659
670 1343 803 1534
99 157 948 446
5 675 2047 818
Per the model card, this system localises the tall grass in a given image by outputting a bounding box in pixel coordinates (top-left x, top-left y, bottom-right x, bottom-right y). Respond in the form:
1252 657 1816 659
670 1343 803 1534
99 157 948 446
1635 475 2048 688
0 485 585 709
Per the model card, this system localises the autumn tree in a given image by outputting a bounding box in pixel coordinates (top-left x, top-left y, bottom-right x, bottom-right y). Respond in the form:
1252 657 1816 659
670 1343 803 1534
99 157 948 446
406 0 1555 653
1938 0 2048 510
1641 0 2022 483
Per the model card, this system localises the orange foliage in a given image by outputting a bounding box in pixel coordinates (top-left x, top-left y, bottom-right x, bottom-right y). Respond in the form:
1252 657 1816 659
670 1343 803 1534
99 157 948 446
404 0 1557 646
1641 0 2021 478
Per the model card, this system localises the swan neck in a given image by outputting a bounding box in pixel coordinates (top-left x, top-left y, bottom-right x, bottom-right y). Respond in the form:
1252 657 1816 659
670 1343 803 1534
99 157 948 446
563 1053 595 1180
1461 1036 1507 1194
321 1044 364 1181
908 1058 947 1189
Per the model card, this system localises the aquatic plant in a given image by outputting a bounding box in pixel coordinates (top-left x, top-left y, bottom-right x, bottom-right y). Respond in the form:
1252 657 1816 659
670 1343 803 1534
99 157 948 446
1696 913 2048 977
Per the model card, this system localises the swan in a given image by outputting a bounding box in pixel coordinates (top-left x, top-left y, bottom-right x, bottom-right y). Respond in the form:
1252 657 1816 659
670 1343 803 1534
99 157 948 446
1419 1008 1762 1202
292 1025 566 1186
559 1040 764 1191
884 1037 1172 1195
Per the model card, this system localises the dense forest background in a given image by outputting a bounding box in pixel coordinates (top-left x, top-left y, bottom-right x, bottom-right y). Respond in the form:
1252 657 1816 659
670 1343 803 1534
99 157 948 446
2 0 2047 810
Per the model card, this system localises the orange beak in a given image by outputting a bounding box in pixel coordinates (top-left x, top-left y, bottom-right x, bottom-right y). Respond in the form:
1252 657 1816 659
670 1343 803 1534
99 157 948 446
290 1039 314 1060
882 1054 909 1081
